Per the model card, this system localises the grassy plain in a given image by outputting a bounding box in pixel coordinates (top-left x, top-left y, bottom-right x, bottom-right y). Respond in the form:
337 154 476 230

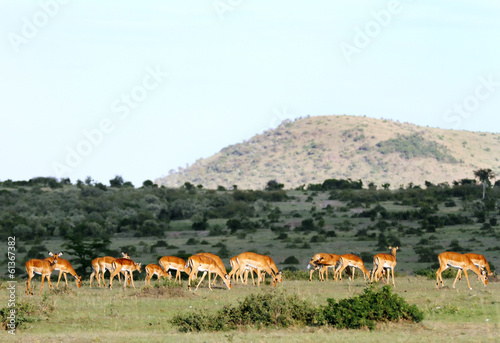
1 275 499 343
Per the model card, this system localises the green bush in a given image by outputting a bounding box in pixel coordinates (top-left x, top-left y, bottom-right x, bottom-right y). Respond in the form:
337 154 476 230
171 290 315 332
171 286 423 332
317 286 423 330
283 256 300 264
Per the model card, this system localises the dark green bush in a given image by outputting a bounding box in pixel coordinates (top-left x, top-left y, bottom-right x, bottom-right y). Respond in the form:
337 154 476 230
317 286 423 330
171 290 316 332
171 286 423 332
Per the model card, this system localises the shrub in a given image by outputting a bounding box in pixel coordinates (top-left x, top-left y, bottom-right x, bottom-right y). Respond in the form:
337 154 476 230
171 290 316 332
185 238 199 245
283 256 300 264
317 286 423 330
171 286 423 332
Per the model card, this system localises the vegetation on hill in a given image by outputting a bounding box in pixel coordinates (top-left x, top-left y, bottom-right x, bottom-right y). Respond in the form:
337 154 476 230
155 115 500 190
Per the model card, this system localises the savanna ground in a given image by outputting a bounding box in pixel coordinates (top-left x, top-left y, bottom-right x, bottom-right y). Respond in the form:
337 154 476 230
1 273 499 343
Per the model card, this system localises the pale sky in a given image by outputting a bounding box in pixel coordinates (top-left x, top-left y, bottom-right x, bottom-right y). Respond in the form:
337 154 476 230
1 0 499 186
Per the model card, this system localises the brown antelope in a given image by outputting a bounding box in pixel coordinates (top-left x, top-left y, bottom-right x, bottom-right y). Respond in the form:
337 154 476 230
145 264 171 285
308 253 341 281
109 258 142 289
371 246 398 287
228 256 241 283
44 252 82 289
235 252 279 287
187 255 231 290
196 252 227 285
436 252 487 290
159 256 189 285
25 252 61 295
89 252 130 288
335 254 370 282
465 253 493 277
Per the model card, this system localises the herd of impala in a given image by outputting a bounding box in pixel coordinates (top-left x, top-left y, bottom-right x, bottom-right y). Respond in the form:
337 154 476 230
24 247 492 295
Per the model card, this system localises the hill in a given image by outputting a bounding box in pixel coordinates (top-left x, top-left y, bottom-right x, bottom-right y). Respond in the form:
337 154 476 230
155 115 500 189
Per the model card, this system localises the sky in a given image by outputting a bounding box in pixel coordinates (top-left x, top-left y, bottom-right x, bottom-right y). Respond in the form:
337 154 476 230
1 0 499 187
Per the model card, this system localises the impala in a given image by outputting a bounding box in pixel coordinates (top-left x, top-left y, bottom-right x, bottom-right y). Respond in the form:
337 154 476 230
455 253 493 283
186 255 231 290
335 254 370 282
436 252 487 290
109 258 142 289
229 255 261 285
246 254 282 285
308 253 341 281
89 252 130 288
145 264 171 285
196 252 227 285
44 252 82 289
25 252 61 295
465 253 493 276
371 246 398 287
236 252 279 287
228 256 241 283
262 254 282 283
159 256 189 285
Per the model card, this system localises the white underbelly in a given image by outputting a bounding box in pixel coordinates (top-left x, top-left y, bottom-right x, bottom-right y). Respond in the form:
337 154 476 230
447 262 463 270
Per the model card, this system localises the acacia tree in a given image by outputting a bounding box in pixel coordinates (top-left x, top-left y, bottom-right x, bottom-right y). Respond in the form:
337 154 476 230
473 168 496 199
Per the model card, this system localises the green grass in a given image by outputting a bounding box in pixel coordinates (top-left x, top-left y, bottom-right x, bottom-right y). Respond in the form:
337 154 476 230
1 276 498 342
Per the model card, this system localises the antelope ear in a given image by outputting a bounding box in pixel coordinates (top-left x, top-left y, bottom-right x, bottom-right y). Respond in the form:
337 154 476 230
58 252 63 256
48 252 54 256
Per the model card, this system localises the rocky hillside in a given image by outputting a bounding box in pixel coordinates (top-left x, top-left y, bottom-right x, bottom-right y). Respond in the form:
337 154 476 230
156 115 500 189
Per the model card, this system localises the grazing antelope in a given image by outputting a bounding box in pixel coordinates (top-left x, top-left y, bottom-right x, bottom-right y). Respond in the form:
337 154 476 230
335 254 370 282
159 256 189 285
436 252 487 290
109 258 142 289
196 252 227 285
235 252 279 287
44 252 82 289
89 252 130 288
145 264 171 285
25 252 61 295
308 253 341 281
187 255 231 290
